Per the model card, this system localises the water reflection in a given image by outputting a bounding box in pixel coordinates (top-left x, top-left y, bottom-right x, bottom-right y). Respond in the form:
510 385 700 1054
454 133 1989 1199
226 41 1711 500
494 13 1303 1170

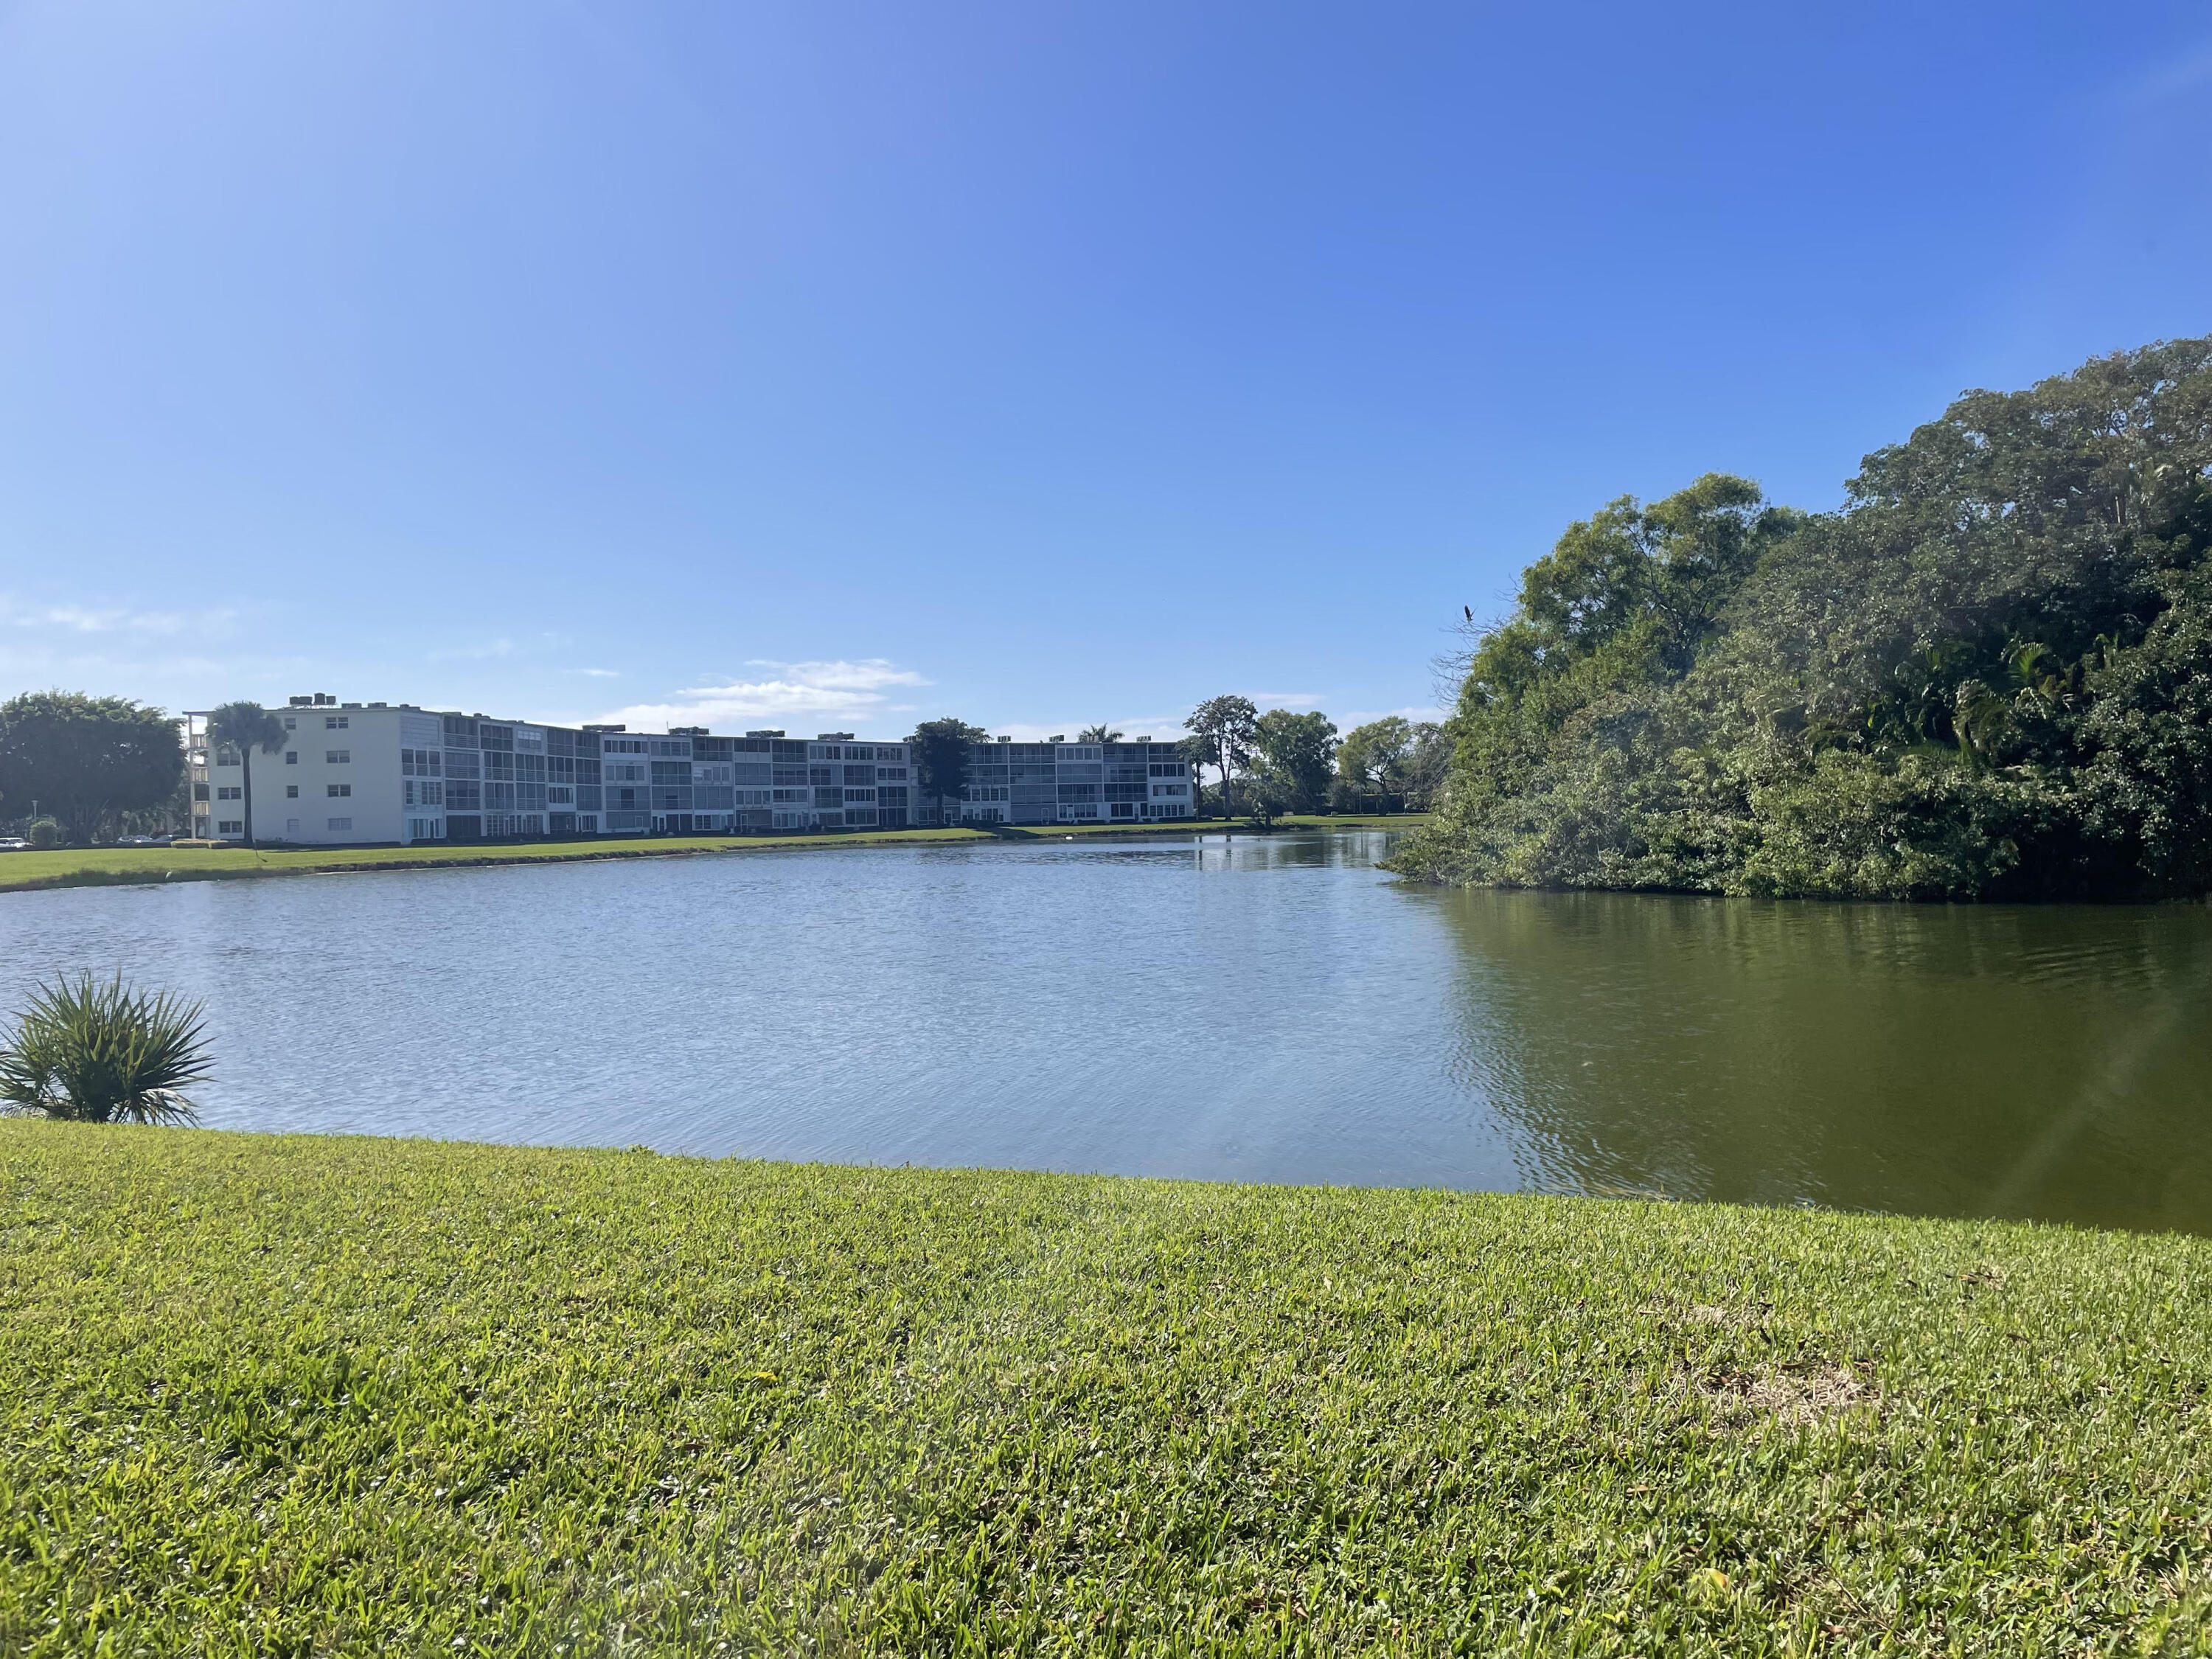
1434 890 2212 1231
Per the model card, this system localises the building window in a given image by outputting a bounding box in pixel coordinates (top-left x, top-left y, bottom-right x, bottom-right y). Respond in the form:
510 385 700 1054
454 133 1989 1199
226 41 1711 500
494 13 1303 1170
215 786 242 801
327 817 352 832
285 751 297 765
325 715 348 729
217 819 243 834
286 785 299 799
327 749 350 765
282 717 296 731
327 783 352 798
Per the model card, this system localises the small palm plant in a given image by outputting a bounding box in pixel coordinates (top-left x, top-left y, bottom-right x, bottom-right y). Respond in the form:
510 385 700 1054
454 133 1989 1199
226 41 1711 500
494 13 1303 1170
0 973 213 1124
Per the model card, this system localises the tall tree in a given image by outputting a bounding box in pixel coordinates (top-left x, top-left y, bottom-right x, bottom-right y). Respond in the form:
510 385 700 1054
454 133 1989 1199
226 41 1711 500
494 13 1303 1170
1253 710 1339 814
1183 695 1258 815
0 692 184 843
204 703 290 850
1076 723 1124 742
907 716 988 826
1335 716 1413 808
1399 723 1452 810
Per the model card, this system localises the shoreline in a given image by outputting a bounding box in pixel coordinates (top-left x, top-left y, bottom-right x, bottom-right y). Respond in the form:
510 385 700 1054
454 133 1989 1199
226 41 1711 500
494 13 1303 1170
0 813 1430 896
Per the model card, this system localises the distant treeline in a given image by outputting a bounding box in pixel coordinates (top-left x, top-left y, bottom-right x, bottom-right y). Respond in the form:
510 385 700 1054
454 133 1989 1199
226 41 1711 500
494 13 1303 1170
1389 335 2212 900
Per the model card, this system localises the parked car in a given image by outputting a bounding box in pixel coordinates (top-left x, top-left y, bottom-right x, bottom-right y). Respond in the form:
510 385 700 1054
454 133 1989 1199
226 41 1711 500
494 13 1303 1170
0 838 31 851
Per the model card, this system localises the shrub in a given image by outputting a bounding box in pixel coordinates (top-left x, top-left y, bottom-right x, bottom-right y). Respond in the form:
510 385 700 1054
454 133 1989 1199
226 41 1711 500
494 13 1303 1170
25 818 60 849
0 973 212 1124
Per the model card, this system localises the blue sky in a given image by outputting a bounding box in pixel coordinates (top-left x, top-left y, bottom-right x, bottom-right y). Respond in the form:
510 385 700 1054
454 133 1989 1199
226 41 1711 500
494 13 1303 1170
1 2 2206 740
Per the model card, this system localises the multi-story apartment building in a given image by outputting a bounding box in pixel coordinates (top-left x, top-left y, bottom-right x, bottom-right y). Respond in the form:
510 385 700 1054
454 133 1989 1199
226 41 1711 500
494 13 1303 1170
184 695 914 846
940 738 1193 826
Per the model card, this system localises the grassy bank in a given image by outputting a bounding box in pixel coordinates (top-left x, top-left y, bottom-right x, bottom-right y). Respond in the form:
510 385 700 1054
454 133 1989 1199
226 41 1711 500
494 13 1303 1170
3 1126 2208 1654
0 815 1428 897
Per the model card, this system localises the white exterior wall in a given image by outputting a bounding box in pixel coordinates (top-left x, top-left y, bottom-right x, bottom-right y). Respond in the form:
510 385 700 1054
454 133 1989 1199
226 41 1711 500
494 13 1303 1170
271 706 405 845
196 704 408 844
191 702 919 844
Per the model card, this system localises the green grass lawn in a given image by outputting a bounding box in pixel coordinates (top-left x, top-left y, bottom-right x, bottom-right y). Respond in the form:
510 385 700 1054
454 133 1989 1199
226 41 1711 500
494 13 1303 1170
4 1125 2209 1654
0 815 1429 896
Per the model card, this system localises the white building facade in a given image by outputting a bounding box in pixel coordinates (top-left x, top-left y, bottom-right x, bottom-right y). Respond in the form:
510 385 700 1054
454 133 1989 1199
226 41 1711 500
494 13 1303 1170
938 739 1193 826
186 695 914 846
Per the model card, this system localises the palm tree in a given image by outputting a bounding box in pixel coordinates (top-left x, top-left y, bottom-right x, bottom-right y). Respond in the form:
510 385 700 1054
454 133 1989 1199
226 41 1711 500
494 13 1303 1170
205 701 289 849
0 973 212 1124
1077 723 1124 743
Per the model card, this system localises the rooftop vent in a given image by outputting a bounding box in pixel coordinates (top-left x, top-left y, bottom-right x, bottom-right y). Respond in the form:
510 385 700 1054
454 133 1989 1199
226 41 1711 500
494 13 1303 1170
1048 734 1066 743
745 728 786 738
997 735 1012 742
582 723 627 733
667 725 709 736
816 731 855 740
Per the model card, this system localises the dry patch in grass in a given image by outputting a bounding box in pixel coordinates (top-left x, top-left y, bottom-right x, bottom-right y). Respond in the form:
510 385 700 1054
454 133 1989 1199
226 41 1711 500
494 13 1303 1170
1703 1363 1878 1429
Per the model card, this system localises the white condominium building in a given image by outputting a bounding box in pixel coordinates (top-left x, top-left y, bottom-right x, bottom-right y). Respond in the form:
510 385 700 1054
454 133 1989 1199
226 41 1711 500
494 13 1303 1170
184 695 914 846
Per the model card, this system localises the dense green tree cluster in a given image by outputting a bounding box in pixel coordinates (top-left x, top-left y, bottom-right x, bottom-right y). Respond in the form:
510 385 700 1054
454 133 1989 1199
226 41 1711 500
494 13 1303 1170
1390 336 2212 899
1333 714 1450 811
0 691 185 844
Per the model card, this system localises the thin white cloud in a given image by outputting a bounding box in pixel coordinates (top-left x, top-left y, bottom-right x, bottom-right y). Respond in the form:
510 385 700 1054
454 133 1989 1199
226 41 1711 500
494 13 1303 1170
2127 40 2212 105
742 658 928 691
0 594 232 639
428 637 516 663
601 658 931 735
571 667 621 678
0 592 259 705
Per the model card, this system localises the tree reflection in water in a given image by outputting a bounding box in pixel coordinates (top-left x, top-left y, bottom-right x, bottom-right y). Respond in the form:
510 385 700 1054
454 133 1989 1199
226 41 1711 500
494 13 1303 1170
1431 888 2212 1233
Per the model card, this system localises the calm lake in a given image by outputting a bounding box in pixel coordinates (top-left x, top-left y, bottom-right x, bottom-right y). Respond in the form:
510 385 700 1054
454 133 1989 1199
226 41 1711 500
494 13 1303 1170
4 830 2210 1234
